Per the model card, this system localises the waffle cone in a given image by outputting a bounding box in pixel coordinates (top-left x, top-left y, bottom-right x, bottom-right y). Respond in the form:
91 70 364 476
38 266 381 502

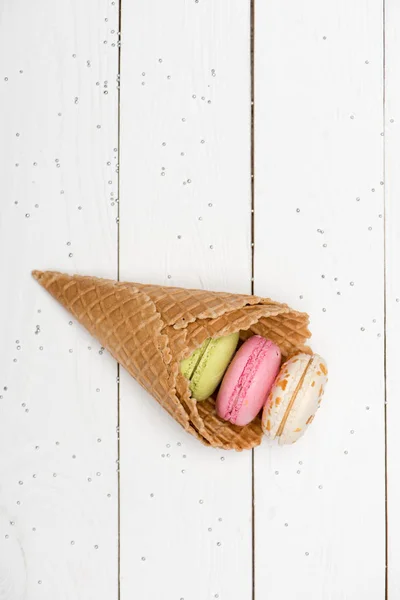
32 270 312 450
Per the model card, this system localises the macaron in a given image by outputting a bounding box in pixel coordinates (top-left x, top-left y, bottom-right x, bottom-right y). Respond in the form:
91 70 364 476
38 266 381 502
216 335 281 426
180 332 240 401
262 353 328 444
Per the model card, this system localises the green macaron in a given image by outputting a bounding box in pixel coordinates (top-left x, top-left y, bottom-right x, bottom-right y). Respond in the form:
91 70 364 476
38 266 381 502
180 332 240 401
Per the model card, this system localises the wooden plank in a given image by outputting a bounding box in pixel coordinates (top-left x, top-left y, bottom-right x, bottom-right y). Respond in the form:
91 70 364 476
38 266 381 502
254 1 385 598
119 1 252 598
385 1 400 596
0 1 119 598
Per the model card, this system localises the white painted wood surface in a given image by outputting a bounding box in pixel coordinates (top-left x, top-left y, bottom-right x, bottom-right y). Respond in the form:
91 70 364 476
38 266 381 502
385 1 400 597
119 2 253 599
0 0 396 598
254 2 386 598
0 0 119 598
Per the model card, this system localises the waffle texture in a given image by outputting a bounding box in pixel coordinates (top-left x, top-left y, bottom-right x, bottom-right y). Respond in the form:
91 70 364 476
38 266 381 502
32 270 312 450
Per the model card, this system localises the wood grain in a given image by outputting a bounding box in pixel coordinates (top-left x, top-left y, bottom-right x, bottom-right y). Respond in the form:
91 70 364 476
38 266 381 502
385 0 400 596
119 1 253 598
254 1 386 598
0 1 394 598
0 1 119 598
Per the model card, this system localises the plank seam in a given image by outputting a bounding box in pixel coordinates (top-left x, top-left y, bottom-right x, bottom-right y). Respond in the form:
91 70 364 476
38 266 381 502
383 0 388 597
250 0 256 599
117 0 123 599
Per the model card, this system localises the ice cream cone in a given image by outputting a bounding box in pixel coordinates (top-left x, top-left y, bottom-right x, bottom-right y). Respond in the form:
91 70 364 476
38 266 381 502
32 270 311 450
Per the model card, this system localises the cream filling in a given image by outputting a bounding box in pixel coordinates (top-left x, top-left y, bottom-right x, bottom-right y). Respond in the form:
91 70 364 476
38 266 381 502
188 339 211 381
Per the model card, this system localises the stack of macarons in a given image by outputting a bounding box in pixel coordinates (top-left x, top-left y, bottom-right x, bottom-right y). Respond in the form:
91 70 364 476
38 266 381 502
180 333 328 445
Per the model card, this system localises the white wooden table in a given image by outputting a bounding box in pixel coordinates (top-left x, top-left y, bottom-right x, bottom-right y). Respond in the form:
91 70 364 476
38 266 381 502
0 1 397 598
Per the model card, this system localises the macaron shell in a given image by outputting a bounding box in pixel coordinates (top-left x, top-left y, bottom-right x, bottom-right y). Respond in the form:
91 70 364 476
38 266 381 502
217 335 281 426
190 332 239 401
180 340 208 380
234 339 281 426
262 353 310 438
279 354 328 445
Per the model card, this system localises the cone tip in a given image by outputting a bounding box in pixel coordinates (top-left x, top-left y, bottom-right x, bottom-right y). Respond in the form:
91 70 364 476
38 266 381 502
32 270 44 282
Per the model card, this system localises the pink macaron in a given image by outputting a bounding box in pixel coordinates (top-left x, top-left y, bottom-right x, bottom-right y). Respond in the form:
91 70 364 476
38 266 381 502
216 335 281 426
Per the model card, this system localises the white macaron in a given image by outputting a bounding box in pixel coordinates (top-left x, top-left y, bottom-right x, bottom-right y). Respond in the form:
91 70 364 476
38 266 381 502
262 353 328 445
